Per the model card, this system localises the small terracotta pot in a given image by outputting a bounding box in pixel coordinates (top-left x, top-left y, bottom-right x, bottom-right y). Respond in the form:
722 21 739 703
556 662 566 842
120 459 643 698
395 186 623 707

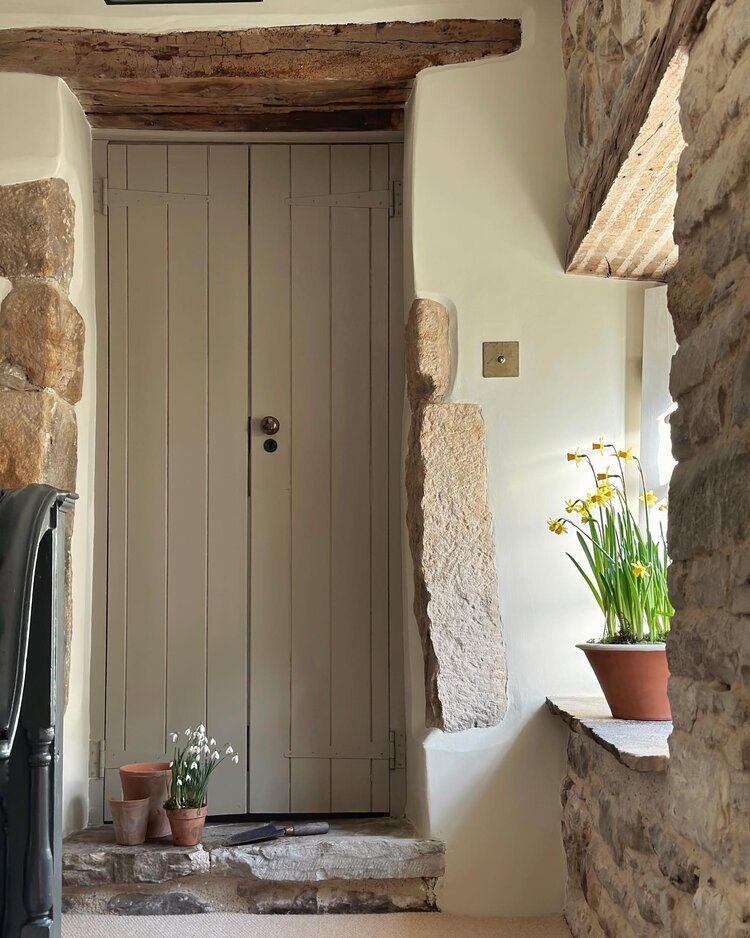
109 797 150 846
119 762 172 840
166 806 208 847
578 643 671 721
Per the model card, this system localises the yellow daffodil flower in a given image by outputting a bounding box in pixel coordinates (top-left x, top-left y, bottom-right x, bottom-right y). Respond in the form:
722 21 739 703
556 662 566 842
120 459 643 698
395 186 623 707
589 492 604 506
565 499 577 514
548 519 567 535
597 482 614 500
658 501 669 512
579 510 591 523
592 437 606 451
597 471 609 481
567 449 584 464
617 447 635 462
640 490 657 507
631 563 650 578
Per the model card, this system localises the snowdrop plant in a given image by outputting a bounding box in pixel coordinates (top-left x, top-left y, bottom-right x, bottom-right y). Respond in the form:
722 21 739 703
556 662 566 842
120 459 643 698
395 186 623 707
165 725 239 810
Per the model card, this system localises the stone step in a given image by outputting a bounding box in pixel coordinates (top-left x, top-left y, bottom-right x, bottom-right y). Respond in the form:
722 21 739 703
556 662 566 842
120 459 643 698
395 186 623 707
62 818 445 915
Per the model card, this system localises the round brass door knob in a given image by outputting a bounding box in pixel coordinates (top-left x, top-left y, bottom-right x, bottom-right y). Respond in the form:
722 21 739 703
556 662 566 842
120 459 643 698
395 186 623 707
261 416 280 436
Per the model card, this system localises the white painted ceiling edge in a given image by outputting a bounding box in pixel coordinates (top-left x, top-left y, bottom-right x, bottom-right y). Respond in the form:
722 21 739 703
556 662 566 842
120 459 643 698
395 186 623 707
0 0 524 32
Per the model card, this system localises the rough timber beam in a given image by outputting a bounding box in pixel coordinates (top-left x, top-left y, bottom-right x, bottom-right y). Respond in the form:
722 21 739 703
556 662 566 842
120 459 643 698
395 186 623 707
0 21 521 133
566 0 711 281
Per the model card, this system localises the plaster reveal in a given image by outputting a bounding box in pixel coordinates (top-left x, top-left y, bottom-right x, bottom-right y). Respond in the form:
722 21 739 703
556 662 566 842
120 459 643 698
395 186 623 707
405 299 507 733
0 177 80 703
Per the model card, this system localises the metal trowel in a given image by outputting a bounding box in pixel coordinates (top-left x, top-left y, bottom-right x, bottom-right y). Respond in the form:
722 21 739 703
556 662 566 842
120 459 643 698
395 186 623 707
225 821 330 846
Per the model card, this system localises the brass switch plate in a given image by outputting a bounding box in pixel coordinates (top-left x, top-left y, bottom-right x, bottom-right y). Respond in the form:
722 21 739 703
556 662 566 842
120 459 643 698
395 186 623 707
483 341 519 377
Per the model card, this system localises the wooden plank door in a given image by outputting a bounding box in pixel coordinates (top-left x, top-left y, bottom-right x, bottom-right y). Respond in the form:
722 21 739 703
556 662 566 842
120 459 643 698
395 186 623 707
104 144 248 815
249 144 398 814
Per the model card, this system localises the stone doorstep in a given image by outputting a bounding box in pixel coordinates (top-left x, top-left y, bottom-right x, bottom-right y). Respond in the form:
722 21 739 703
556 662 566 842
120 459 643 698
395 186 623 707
62 818 445 915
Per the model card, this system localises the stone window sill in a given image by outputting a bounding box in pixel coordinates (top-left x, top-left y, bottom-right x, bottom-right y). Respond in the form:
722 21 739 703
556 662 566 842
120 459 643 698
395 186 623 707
546 696 671 773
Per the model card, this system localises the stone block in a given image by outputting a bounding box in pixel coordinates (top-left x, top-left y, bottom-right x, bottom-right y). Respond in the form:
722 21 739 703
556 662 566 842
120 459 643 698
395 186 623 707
0 179 75 288
405 298 450 404
0 388 76 491
106 892 210 915
406 401 507 732
0 281 84 404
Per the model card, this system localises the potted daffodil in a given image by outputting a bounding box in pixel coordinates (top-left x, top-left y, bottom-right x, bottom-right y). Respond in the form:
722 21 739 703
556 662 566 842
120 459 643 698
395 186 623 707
165 725 240 845
548 440 674 720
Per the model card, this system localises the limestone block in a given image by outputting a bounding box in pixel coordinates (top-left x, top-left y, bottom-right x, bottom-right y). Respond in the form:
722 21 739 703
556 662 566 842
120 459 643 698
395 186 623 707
106 892 210 915
0 280 84 404
405 298 450 404
406 401 507 732
0 179 75 288
0 388 77 491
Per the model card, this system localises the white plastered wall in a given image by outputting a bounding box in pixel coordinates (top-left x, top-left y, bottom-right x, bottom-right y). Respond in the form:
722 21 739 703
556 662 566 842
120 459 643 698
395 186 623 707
402 1 647 916
0 73 96 836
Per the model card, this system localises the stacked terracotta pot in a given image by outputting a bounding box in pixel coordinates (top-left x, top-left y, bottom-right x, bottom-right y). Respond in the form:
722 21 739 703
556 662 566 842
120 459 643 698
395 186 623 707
110 762 171 845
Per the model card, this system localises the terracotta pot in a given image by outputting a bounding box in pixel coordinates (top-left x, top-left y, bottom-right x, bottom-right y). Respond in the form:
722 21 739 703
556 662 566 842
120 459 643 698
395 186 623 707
577 643 671 721
119 762 172 840
166 806 208 847
108 797 150 846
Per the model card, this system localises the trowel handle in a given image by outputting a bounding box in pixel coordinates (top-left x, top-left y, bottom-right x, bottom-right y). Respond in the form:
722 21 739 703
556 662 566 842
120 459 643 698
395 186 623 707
286 821 330 837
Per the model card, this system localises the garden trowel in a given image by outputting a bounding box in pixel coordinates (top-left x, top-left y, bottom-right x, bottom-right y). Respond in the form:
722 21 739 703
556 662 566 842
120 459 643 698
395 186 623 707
225 821 330 846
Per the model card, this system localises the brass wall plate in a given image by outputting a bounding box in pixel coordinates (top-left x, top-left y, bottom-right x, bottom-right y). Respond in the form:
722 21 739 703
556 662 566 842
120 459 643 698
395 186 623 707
483 341 519 377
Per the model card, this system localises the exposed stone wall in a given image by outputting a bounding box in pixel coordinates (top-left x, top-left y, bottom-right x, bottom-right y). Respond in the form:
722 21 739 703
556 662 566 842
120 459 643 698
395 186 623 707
561 1 750 934
666 0 750 932
0 177 82 699
562 733 703 937
404 298 507 732
562 0 673 224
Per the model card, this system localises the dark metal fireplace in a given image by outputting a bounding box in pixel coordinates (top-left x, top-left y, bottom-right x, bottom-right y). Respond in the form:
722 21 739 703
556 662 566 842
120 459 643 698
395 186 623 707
0 485 76 938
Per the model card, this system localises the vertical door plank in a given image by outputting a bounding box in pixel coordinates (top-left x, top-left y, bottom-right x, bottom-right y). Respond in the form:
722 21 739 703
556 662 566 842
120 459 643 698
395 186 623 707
369 144 391 814
329 145 374 812
104 144 129 808
207 145 249 813
124 145 169 756
289 145 332 813
387 143 406 817
166 145 209 742
249 145 293 812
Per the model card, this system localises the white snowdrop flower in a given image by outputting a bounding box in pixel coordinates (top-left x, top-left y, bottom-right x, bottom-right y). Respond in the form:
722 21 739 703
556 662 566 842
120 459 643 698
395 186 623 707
202 745 210 755
225 745 234 755
209 738 216 746
169 732 178 743
185 728 192 737
232 754 239 764
190 762 198 771
197 723 206 734
212 751 220 761
176 778 183 786
185 774 191 783
169 761 174 768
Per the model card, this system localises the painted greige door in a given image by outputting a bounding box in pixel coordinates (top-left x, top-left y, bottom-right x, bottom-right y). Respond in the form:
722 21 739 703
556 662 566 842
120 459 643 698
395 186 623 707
249 144 400 813
104 144 249 814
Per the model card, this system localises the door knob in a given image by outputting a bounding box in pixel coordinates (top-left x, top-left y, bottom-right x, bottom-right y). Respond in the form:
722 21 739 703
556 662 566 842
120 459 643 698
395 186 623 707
261 416 280 436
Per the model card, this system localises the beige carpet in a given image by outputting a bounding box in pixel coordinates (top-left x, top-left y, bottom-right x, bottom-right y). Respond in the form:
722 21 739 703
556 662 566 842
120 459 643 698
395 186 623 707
63 913 571 937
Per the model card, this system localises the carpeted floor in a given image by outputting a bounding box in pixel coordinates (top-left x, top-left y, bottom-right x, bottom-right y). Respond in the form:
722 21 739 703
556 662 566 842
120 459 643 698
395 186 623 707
63 914 572 937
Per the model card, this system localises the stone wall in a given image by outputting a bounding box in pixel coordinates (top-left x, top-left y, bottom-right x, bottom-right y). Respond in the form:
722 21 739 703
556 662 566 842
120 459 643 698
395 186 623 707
561 0 750 935
562 732 703 937
562 0 673 224
0 177 82 697
666 0 750 931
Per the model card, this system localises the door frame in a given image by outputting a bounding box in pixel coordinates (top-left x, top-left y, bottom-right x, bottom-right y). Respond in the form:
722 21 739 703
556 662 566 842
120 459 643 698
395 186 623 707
89 133 406 824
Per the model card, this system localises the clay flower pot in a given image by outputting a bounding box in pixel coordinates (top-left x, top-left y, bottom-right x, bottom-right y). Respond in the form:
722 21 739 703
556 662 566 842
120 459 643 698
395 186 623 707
166 805 208 847
119 762 172 840
108 797 150 846
577 643 671 721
